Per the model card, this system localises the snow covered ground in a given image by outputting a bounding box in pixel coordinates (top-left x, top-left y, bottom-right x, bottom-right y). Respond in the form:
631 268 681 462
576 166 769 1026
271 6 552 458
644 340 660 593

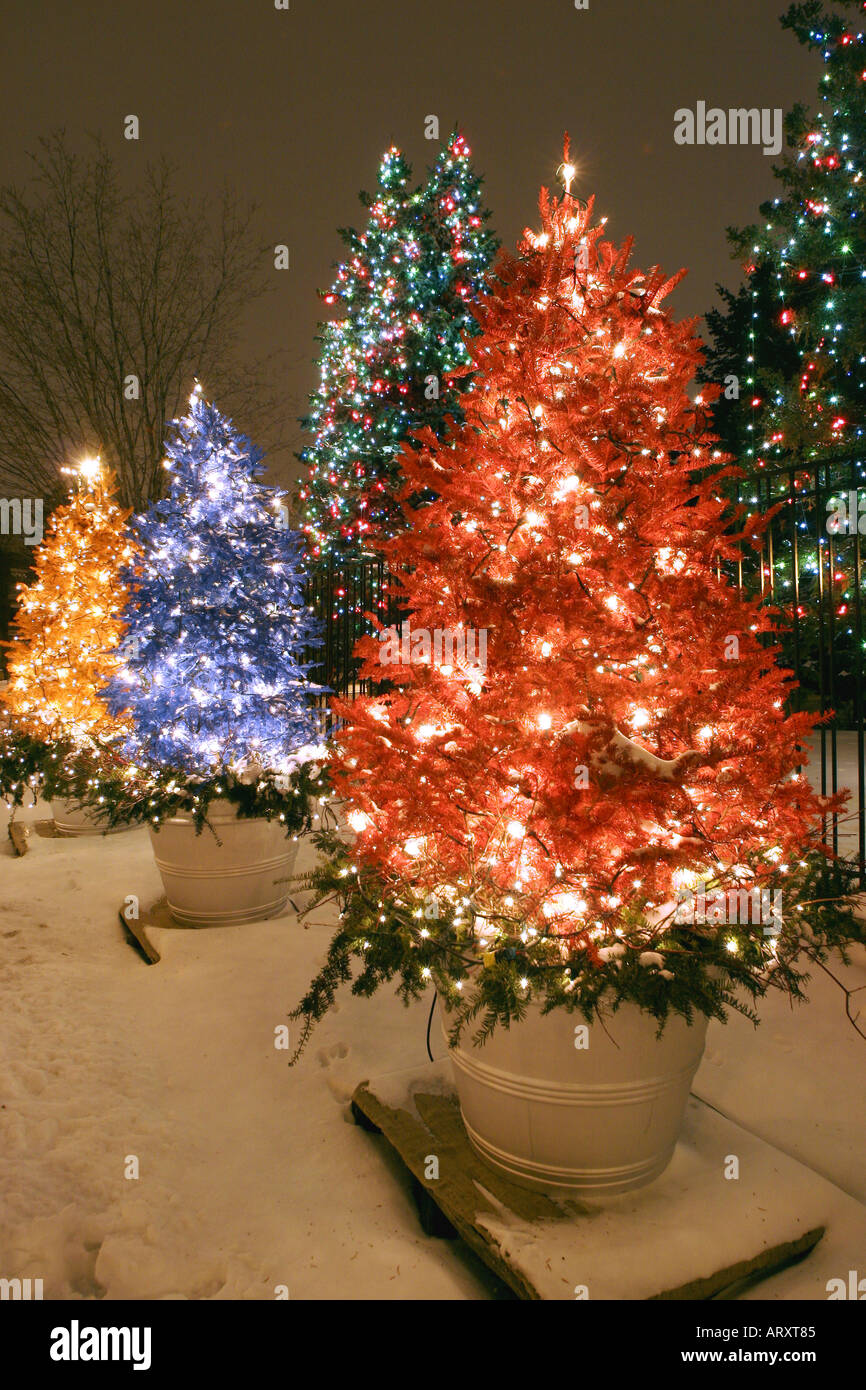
0 794 864 1301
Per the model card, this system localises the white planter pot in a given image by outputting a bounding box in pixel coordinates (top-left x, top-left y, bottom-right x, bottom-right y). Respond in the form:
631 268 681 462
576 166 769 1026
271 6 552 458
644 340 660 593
149 799 299 927
51 799 132 837
445 998 709 1198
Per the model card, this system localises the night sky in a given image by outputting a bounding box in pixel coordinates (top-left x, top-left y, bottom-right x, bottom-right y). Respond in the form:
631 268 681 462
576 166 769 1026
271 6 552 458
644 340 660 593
0 0 822 487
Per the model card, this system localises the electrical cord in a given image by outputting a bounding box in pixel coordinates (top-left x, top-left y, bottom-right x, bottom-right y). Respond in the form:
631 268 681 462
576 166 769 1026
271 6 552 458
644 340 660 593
425 991 437 1062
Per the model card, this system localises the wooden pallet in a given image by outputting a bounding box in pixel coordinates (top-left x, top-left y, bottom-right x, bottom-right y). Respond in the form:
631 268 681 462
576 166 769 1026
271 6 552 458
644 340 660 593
351 1062 828 1301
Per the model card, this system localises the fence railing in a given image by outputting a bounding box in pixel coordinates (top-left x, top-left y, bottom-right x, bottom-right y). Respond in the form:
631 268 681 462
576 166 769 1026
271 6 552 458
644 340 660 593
726 455 866 882
303 554 406 710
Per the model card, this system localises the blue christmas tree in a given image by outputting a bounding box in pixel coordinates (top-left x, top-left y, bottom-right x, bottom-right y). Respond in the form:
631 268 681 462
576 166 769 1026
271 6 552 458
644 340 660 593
106 388 324 776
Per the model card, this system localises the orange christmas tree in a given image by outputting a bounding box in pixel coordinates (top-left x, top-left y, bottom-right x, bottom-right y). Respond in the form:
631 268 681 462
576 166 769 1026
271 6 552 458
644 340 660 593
333 174 839 925
2 459 136 749
289 150 857 1054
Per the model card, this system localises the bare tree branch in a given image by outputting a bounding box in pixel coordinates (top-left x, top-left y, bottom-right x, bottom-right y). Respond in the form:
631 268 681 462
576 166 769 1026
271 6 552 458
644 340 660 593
0 132 287 510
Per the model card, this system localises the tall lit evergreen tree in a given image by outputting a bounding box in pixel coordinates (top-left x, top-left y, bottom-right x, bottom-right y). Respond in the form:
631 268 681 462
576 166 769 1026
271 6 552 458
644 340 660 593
106 389 323 775
2 459 135 749
718 0 866 468
702 0 866 719
700 263 799 470
298 133 497 558
289 163 853 1056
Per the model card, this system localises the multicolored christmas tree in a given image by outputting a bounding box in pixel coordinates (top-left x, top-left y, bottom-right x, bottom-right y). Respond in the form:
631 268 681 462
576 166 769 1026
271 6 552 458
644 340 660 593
1 458 135 749
298 133 497 558
290 153 853 1052
702 0 866 717
701 262 799 473
106 388 323 777
727 0 866 465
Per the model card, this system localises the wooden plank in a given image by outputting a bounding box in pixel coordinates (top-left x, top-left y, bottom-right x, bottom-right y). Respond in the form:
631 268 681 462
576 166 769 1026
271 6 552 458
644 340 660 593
32 819 60 838
352 1080 545 1299
655 1230 823 1301
351 1064 830 1301
8 822 29 855
118 906 161 964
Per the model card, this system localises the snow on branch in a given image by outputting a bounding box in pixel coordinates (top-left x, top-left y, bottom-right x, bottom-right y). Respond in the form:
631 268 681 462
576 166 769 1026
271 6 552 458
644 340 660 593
561 719 703 783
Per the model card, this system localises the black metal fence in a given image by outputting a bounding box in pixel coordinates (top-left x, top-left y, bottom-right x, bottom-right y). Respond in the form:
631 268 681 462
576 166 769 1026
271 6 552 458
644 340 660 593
726 455 866 882
303 554 406 708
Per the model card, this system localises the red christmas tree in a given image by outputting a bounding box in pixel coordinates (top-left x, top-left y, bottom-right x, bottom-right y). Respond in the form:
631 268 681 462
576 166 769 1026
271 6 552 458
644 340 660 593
325 151 844 994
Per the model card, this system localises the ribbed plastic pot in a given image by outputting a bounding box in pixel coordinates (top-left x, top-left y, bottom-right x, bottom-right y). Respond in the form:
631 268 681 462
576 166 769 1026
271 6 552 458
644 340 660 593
444 999 709 1198
148 798 298 927
51 799 133 837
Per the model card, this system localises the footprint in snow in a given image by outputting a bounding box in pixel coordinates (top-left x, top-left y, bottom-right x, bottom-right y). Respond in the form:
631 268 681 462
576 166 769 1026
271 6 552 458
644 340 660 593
316 1042 349 1068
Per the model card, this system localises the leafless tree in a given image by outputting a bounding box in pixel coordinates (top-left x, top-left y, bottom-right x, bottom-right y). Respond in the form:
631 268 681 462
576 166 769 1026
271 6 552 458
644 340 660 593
0 132 286 510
